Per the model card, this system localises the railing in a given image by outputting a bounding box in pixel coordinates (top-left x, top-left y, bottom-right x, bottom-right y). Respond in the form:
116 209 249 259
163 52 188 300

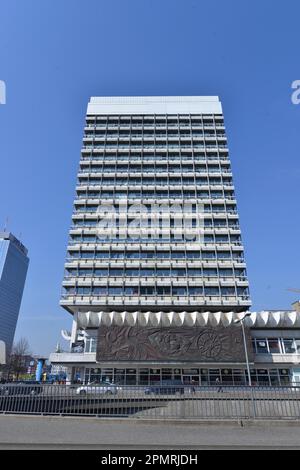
1 384 300 420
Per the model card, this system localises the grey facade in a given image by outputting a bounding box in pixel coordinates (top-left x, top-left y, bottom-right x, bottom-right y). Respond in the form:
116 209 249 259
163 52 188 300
61 96 251 313
0 232 29 354
50 97 300 386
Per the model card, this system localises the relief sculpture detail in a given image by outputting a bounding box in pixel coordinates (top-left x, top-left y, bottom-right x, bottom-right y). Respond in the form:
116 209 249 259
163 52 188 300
96 326 253 363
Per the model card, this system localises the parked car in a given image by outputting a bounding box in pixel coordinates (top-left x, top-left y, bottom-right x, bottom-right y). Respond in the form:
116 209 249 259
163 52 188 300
0 381 43 396
76 381 122 396
144 380 185 395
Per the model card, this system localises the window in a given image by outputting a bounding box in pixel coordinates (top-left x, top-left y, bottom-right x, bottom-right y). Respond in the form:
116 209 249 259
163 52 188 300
189 287 203 295
140 268 154 277
140 286 154 295
78 269 93 276
221 287 235 296
126 251 139 259
283 340 296 354
268 338 281 354
171 251 185 258
172 287 187 295
124 287 138 295
157 268 170 276
108 287 123 295
157 286 171 295
187 269 201 277
204 287 219 296
110 269 123 276
85 337 97 353
94 269 108 276
95 251 110 258
219 268 233 277
93 287 107 295
202 251 216 259
256 340 268 354
172 268 186 276
294 340 300 354
77 287 90 295
203 268 218 277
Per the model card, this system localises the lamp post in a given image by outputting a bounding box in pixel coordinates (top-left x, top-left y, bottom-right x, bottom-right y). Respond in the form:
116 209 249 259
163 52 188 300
235 313 252 387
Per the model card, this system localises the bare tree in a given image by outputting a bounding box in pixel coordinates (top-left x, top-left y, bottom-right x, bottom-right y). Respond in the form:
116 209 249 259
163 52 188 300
7 337 32 380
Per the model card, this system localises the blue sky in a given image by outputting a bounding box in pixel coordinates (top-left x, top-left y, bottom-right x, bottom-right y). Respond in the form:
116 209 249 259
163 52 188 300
0 0 299 355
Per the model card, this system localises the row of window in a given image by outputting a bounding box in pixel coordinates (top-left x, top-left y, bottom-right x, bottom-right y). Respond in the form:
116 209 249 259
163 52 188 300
64 286 249 296
79 162 230 170
84 136 226 143
252 338 300 355
79 172 231 181
74 194 236 203
84 131 226 138
79 173 232 181
81 156 228 164
72 219 239 228
79 177 231 184
86 114 224 123
81 366 291 387
78 173 232 182
81 150 228 158
76 194 235 202
69 236 242 244
76 192 235 201
78 176 233 186
84 143 228 150
78 181 234 189
65 267 246 278
68 250 243 260
70 234 241 244
74 203 236 213
85 125 225 131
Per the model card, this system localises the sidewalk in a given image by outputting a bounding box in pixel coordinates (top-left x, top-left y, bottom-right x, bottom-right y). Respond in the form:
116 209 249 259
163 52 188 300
0 415 300 449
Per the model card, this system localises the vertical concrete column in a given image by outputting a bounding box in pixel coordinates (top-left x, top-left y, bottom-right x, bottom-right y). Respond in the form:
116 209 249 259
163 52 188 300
66 366 75 385
0 341 6 365
70 312 79 351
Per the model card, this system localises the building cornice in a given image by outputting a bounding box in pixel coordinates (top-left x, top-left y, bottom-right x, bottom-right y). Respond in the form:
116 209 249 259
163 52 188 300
76 310 300 329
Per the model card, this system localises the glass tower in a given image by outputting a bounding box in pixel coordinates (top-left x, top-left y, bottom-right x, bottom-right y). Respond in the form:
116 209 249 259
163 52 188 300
61 96 251 315
0 232 29 354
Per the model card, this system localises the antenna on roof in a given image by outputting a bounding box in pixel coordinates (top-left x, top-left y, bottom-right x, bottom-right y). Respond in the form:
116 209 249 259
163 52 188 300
3 217 9 232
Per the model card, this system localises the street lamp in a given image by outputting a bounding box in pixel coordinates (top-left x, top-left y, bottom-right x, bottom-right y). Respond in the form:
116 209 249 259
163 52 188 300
234 313 252 387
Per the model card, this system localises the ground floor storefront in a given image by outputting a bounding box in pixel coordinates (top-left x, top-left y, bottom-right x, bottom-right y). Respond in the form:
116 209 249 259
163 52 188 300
71 366 293 386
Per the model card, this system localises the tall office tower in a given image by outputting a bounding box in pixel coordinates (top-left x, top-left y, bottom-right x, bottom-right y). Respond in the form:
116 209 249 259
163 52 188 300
54 97 255 386
62 96 250 313
0 232 29 355
50 97 300 387
56 96 253 384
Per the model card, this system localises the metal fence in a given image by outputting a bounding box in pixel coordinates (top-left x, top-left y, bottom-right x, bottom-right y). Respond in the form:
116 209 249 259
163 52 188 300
1 383 300 420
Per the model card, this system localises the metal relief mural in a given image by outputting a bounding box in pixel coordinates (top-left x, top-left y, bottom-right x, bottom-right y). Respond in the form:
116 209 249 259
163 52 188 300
97 326 253 363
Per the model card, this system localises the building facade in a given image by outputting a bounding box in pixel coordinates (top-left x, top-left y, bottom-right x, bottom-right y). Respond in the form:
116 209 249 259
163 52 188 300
0 232 29 355
50 96 300 385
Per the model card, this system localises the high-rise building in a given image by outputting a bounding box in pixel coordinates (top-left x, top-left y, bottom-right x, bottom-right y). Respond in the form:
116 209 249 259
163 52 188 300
50 97 300 386
0 232 29 355
62 96 251 313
